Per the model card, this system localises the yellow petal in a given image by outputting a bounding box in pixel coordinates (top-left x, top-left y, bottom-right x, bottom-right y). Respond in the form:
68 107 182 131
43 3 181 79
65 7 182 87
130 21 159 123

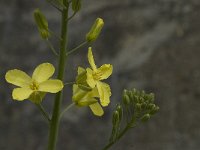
38 79 63 93
97 64 113 80
32 63 55 83
88 47 97 70
89 102 104 116
86 68 96 88
12 88 33 101
5 69 32 87
96 81 111 107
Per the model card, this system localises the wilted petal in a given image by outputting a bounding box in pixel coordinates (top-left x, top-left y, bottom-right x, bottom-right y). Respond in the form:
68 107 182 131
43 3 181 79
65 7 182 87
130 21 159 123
12 88 33 101
5 69 32 87
32 63 55 83
38 79 63 93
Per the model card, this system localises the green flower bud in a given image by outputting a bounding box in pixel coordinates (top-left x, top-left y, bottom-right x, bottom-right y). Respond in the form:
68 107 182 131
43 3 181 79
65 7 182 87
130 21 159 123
112 110 120 126
123 94 130 105
141 102 147 109
149 106 159 115
86 18 104 42
135 103 142 112
72 0 81 12
33 8 50 39
116 104 123 122
141 114 151 122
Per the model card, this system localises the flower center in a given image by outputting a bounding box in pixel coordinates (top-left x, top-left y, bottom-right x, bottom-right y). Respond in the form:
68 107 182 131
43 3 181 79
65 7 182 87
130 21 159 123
92 71 102 80
30 81 39 91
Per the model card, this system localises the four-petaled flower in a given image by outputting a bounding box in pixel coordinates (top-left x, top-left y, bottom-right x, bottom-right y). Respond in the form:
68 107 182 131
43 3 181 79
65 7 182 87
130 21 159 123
86 47 113 106
5 63 63 103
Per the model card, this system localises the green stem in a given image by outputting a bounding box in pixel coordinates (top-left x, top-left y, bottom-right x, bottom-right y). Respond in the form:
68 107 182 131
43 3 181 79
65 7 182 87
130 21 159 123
66 41 88 56
102 126 130 150
47 1 69 150
59 103 75 119
103 121 137 150
36 104 51 123
46 40 59 56
67 12 77 21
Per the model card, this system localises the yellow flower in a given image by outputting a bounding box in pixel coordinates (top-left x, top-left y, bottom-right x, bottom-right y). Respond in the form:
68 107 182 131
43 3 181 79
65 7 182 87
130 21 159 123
86 47 113 106
72 84 104 116
5 63 63 103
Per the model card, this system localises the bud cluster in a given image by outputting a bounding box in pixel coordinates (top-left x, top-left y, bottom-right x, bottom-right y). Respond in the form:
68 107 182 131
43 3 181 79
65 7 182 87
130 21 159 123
108 88 159 143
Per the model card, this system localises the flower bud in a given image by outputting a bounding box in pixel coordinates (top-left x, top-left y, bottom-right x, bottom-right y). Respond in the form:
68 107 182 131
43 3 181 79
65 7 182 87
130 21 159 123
135 103 142 112
86 18 104 42
112 110 120 126
72 0 81 12
123 94 130 105
33 8 50 39
141 114 151 122
150 106 159 115
116 104 123 122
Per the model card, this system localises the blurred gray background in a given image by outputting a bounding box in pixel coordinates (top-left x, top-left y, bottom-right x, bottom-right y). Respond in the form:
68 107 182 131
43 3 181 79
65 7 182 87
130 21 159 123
0 0 200 150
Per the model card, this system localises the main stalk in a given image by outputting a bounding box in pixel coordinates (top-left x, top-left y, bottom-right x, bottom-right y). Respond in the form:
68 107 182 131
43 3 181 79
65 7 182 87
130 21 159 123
47 1 69 150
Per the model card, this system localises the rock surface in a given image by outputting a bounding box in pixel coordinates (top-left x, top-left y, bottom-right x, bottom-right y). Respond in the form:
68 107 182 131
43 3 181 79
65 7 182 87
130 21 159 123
0 0 200 150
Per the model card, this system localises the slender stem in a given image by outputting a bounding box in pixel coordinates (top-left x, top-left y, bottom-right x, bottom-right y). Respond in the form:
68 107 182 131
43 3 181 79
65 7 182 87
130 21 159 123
49 2 63 12
59 103 75 119
102 126 130 150
67 12 77 21
103 121 137 150
47 1 69 150
46 40 59 56
66 41 88 56
36 104 51 123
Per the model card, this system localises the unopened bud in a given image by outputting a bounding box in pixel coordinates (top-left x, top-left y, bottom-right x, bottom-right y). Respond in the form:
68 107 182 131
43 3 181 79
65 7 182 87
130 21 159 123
150 106 159 115
123 94 130 105
116 104 123 122
112 110 120 126
33 8 50 39
86 18 104 42
72 0 81 12
141 114 151 122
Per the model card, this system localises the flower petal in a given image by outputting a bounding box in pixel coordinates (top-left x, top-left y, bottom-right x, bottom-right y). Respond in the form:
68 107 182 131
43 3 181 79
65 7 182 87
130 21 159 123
38 79 63 93
96 81 111 106
97 64 113 80
86 68 96 88
5 69 32 87
12 88 33 101
89 102 104 116
88 47 97 70
32 63 55 83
